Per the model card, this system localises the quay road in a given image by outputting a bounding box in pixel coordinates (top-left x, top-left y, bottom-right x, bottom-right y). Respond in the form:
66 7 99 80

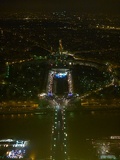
52 104 68 160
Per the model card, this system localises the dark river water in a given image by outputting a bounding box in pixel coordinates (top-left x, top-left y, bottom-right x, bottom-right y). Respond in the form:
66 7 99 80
0 113 53 159
0 110 120 160
67 110 120 160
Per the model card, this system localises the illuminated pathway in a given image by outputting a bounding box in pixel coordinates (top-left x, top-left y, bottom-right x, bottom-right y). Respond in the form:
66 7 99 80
46 68 73 159
52 104 67 160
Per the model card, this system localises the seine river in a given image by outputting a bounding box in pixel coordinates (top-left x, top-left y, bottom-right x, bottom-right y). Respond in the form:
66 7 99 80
0 110 120 160
67 110 120 160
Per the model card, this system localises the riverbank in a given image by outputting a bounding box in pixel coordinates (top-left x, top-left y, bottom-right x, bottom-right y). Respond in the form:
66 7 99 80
0 108 53 115
66 105 120 112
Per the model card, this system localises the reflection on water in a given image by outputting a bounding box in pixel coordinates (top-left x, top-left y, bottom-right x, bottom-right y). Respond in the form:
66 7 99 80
0 111 120 159
67 111 120 160
6 148 26 159
0 113 53 159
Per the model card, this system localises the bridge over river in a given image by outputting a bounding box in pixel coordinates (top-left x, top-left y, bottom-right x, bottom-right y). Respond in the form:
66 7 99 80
46 68 73 160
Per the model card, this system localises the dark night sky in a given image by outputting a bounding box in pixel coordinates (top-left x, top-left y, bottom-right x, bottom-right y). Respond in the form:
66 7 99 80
0 0 120 14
